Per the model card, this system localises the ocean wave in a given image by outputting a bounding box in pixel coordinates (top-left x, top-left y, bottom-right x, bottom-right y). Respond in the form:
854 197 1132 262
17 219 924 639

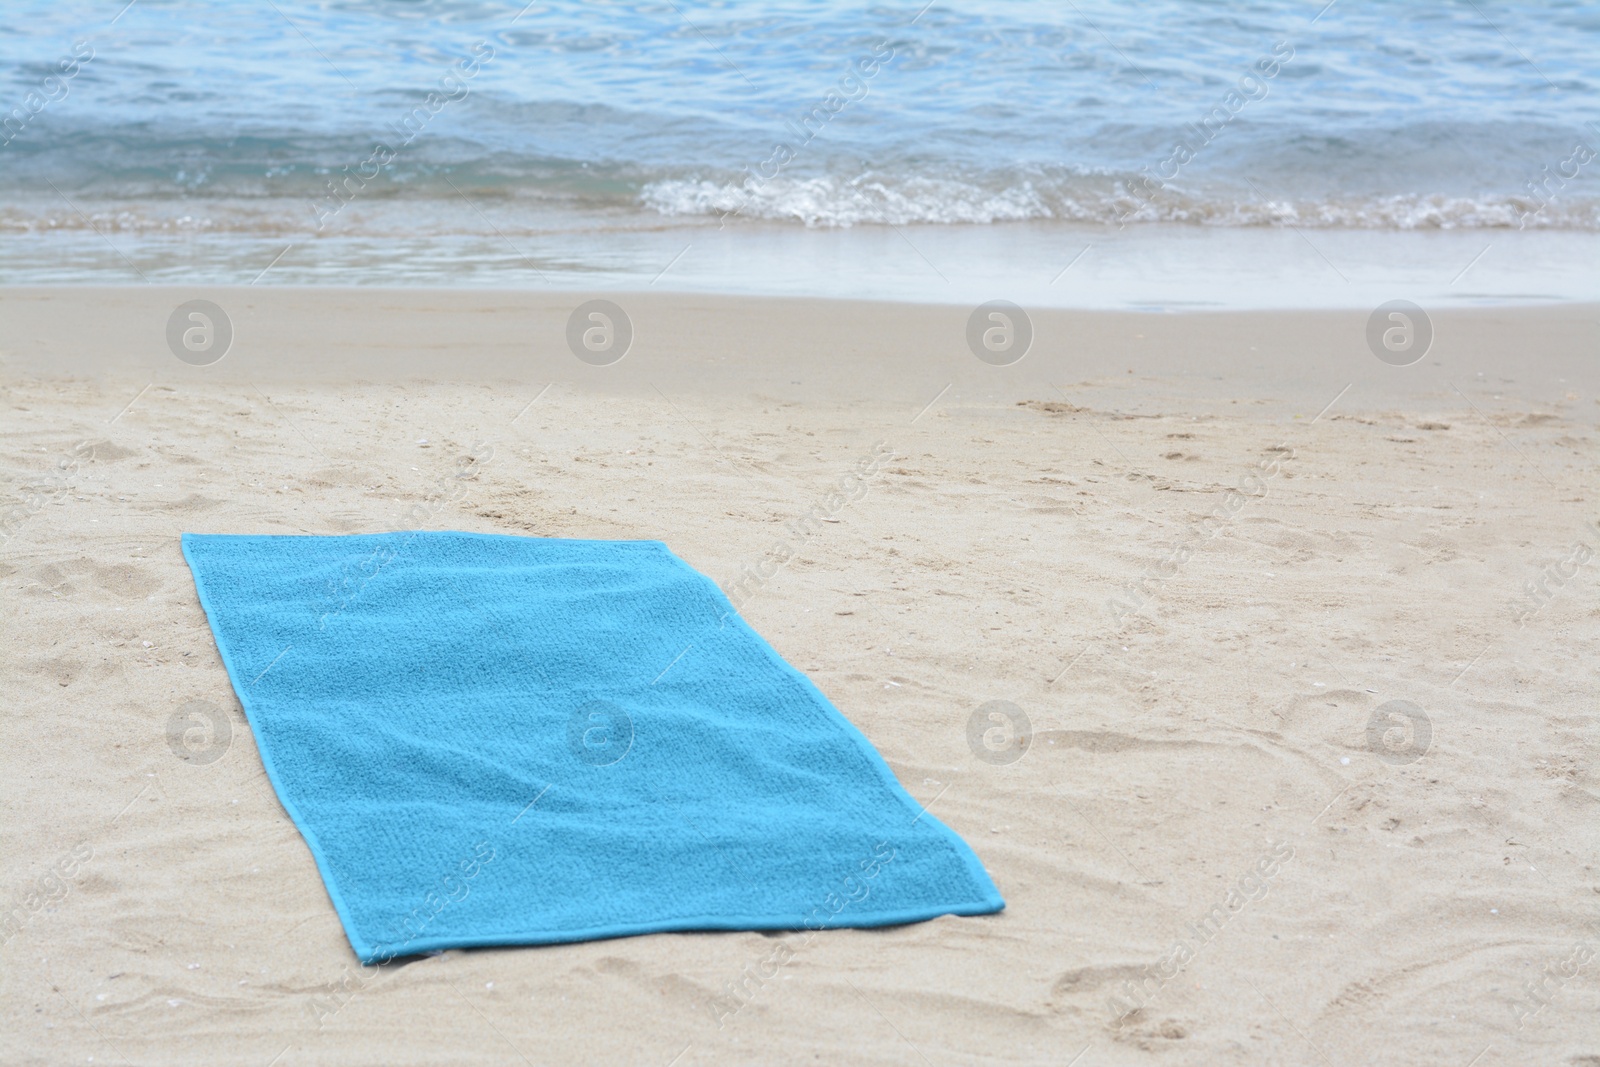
7 120 1598 233
639 176 1055 227
4 175 1596 236
641 175 1600 230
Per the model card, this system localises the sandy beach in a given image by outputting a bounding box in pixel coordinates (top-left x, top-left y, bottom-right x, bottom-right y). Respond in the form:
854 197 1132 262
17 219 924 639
2 287 1598 1066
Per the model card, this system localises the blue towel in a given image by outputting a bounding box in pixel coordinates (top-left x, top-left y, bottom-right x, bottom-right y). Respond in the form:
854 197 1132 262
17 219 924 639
182 531 1003 963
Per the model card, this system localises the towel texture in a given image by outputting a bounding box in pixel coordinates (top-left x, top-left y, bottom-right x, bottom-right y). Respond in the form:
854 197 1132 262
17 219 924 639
182 532 1003 962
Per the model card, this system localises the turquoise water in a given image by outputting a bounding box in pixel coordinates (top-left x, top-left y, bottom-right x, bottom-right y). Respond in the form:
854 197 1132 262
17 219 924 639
1 0 1596 297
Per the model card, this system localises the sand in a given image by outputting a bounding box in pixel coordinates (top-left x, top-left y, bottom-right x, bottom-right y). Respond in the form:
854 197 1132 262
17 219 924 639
2 287 1597 1066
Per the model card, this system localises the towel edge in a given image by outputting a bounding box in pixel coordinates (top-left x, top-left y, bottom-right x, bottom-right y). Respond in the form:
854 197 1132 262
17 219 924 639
355 897 1007 965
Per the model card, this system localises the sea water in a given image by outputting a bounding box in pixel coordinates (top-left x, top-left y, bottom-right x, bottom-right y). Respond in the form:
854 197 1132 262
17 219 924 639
0 0 1595 305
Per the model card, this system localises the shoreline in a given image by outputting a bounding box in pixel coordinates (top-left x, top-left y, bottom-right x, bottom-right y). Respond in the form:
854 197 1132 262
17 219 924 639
2 222 1595 307
2 288 1593 414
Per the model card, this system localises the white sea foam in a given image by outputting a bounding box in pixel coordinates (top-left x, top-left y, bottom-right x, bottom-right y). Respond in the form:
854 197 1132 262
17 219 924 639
640 176 1054 227
641 175 1600 230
